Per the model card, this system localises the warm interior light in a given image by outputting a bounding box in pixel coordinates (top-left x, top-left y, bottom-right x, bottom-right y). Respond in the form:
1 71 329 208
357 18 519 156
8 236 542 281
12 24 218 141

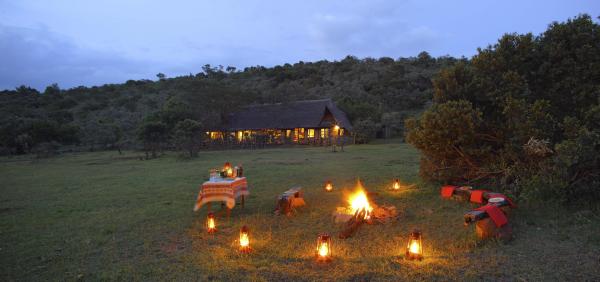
348 182 372 220
239 226 251 253
334 125 340 131
406 230 423 260
226 167 233 177
325 180 333 192
206 212 216 233
316 234 332 262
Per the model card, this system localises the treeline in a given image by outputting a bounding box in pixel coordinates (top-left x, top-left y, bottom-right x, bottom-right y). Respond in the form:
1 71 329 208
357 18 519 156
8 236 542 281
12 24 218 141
406 14 600 204
0 52 457 156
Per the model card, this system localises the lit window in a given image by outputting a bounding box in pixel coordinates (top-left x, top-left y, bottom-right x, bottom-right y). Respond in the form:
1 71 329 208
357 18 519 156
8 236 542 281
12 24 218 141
236 131 243 142
321 128 328 138
307 129 315 138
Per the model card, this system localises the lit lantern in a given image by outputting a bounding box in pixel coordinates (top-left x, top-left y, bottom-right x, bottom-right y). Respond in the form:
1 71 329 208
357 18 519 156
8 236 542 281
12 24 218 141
405 230 423 260
393 179 401 190
324 180 333 192
223 162 233 178
316 234 332 262
239 225 251 253
206 212 216 233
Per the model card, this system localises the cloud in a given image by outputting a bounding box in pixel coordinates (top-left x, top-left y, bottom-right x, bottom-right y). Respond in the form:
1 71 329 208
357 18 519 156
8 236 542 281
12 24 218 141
0 24 154 90
307 9 444 59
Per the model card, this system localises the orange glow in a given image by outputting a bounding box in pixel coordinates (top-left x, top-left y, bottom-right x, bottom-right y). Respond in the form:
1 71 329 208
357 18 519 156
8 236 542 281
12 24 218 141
239 226 251 253
406 230 423 260
316 234 332 262
325 181 333 192
206 213 216 233
393 179 401 190
348 181 372 220
409 240 420 254
318 242 329 257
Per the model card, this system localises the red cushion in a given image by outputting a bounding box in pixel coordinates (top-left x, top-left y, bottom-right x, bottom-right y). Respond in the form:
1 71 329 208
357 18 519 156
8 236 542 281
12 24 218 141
470 190 488 204
475 205 508 227
441 185 456 198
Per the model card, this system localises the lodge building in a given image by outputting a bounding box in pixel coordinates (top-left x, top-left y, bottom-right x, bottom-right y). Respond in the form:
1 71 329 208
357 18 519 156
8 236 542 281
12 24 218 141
207 99 352 146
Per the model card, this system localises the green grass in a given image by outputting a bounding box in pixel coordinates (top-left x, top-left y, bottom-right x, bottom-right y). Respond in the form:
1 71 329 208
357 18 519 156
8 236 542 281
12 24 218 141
1 144 599 281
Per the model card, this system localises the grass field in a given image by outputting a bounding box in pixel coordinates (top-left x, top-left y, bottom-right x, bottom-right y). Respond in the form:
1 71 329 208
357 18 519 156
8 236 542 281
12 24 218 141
1 143 599 281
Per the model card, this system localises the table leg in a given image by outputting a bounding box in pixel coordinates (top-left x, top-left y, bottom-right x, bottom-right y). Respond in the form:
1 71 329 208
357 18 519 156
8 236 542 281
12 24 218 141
241 195 245 208
207 202 211 213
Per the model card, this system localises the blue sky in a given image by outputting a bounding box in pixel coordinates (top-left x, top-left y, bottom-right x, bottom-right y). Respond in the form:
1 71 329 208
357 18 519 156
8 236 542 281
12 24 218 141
0 0 598 90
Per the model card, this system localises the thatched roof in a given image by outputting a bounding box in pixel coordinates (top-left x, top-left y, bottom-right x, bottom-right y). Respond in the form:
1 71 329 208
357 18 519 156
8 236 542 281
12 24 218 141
224 99 353 131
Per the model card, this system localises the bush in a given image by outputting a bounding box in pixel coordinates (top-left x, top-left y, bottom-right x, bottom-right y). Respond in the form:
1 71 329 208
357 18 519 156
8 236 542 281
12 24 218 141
352 119 378 143
405 15 600 204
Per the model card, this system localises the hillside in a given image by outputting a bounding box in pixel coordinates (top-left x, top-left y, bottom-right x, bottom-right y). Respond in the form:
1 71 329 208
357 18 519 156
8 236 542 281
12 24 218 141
0 53 458 155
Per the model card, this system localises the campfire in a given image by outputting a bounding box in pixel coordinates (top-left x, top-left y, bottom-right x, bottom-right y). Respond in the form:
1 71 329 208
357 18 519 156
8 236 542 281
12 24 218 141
348 182 373 220
333 180 399 238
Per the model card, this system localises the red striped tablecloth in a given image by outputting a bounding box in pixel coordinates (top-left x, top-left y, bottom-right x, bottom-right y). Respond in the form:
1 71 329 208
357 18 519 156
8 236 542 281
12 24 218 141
193 177 249 211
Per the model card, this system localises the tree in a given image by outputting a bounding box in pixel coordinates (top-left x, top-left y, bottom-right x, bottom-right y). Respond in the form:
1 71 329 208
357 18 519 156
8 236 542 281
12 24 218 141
137 121 168 159
352 119 378 144
173 119 203 157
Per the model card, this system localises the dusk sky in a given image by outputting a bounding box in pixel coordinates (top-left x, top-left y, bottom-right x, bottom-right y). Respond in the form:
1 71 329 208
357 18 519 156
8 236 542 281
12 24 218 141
1 0 598 90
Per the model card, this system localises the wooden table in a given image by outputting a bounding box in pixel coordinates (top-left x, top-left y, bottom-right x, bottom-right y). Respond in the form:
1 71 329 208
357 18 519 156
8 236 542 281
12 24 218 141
193 177 249 214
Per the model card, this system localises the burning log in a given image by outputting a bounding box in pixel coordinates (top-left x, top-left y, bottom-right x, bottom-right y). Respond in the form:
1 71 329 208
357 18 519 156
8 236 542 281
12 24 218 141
335 180 399 238
338 208 367 239
371 205 399 224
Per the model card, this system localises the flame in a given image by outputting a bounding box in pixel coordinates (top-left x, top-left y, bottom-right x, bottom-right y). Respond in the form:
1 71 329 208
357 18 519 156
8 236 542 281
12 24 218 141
409 240 420 255
393 181 401 190
240 233 249 248
207 218 215 230
325 183 333 191
318 243 329 257
348 182 372 219
226 168 233 177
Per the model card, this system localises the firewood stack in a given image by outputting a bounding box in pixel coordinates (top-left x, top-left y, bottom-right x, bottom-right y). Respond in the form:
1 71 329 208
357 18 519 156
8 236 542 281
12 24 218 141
334 203 399 239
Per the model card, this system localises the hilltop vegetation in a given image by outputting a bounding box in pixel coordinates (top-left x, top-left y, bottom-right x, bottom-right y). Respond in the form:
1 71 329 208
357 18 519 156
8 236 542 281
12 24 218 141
0 53 456 155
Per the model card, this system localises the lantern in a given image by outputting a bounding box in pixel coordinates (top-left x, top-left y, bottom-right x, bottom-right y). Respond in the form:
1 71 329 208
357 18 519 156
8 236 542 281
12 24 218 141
405 230 423 260
393 179 401 190
324 180 333 192
223 162 233 178
206 212 216 233
316 234 332 262
239 225 251 253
